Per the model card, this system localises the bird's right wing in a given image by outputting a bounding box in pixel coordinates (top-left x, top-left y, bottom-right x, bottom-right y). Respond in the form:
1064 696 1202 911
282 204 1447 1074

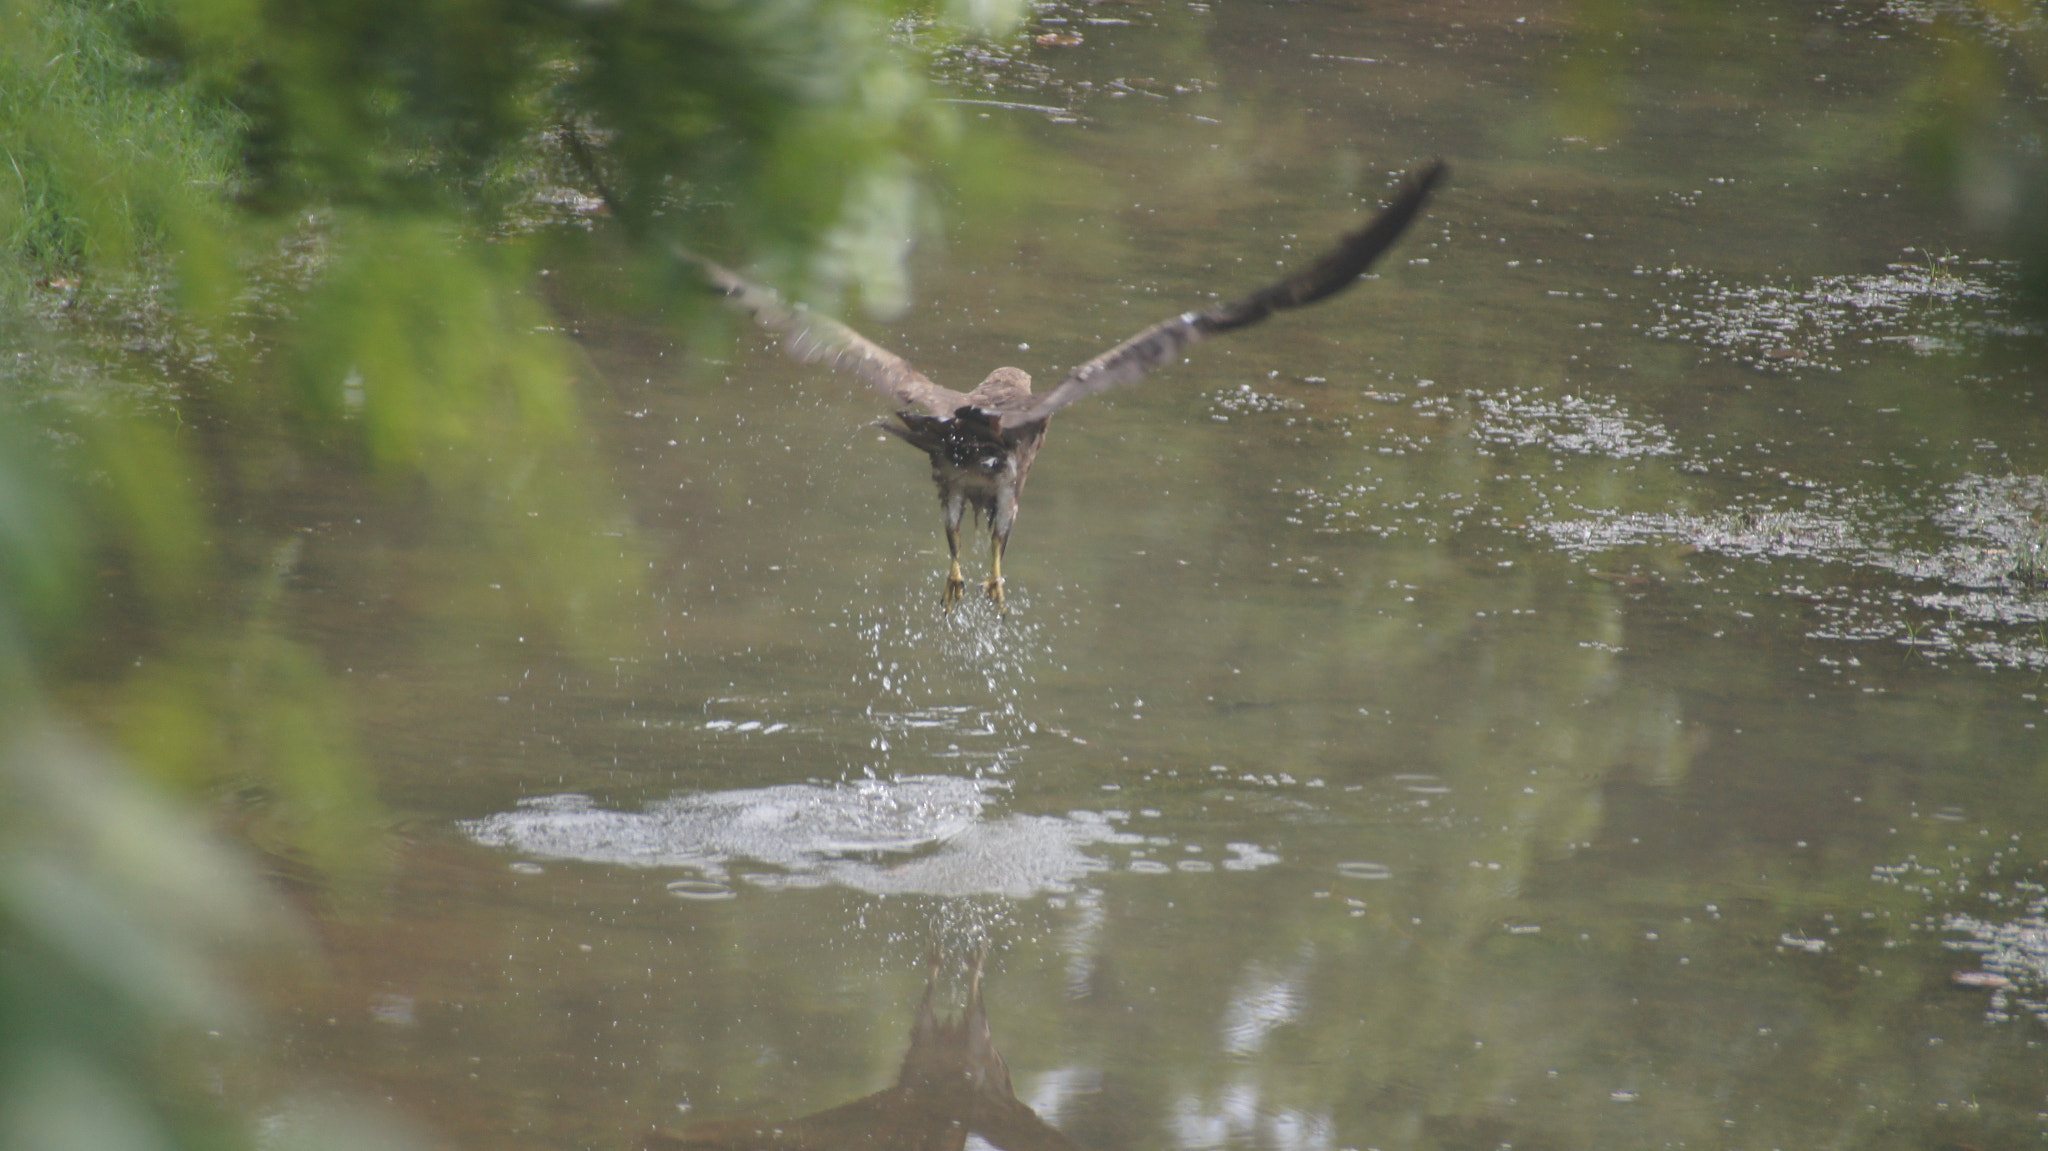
1006 159 1445 429
688 253 974 418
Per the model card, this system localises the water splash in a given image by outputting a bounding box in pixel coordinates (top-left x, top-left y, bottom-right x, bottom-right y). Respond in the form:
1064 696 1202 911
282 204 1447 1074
850 593 1055 772
459 778 1279 898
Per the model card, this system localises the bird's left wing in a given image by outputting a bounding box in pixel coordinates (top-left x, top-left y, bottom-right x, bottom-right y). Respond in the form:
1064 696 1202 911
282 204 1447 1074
1006 159 1445 429
689 253 974 418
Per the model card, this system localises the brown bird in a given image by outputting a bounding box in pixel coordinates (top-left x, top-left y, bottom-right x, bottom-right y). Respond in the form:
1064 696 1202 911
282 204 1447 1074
696 160 1445 610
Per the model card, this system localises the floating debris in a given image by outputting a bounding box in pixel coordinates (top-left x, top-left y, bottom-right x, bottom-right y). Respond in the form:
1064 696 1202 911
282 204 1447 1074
1645 256 2022 373
1878 0 2047 46
1945 900 2048 1024
1468 389 1677 458
1536 500 1871 560
1209 382 1305 416
1923 473 2048 589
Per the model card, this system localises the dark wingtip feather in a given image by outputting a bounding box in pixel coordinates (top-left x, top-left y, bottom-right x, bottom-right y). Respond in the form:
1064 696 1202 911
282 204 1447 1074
1301 158 1445 303
1200 159 1446 333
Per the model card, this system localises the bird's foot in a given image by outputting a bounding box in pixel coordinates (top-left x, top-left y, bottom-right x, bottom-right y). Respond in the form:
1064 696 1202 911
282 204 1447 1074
981 575 1006 611
942 572 967 609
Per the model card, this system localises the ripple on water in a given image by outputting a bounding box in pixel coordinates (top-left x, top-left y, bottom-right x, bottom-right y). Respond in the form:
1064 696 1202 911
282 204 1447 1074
665 879 737 901
1393 772 1451 796
633 695 800 736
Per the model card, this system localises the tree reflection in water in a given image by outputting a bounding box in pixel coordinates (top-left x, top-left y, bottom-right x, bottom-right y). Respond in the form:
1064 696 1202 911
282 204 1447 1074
647 951 1080 1151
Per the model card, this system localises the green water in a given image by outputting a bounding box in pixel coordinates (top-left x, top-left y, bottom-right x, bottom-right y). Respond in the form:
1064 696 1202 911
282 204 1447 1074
262 4 2048 1149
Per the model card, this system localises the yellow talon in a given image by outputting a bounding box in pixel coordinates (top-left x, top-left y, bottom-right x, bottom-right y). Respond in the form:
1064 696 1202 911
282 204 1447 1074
984 535 1008 611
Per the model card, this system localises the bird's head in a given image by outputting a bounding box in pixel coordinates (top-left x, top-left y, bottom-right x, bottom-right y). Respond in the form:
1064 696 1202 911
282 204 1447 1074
971 366 1034 406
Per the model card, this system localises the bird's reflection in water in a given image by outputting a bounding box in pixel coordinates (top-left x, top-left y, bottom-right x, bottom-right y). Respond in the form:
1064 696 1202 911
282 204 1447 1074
647 952 1080 1151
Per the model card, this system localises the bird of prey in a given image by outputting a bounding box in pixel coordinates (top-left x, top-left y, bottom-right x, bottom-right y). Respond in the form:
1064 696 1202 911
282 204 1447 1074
644 949 1079 1151
696 160 1445 610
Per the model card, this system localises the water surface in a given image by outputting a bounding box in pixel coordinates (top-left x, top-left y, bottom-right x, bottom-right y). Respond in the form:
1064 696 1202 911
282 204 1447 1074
263 4 2048 1149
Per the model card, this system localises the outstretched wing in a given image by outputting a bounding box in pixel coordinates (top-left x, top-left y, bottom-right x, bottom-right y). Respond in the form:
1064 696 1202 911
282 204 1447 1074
1007 159 1445 429
689 253 974 419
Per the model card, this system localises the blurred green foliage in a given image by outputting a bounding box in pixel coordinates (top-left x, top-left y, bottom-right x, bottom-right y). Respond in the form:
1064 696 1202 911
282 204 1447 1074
0 0 1021 1146
9 0 2034 1145
0 721 292 1151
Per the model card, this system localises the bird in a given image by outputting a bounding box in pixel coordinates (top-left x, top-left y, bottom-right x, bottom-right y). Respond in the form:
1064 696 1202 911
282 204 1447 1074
694 159 1445 610
644 948 1080 1151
